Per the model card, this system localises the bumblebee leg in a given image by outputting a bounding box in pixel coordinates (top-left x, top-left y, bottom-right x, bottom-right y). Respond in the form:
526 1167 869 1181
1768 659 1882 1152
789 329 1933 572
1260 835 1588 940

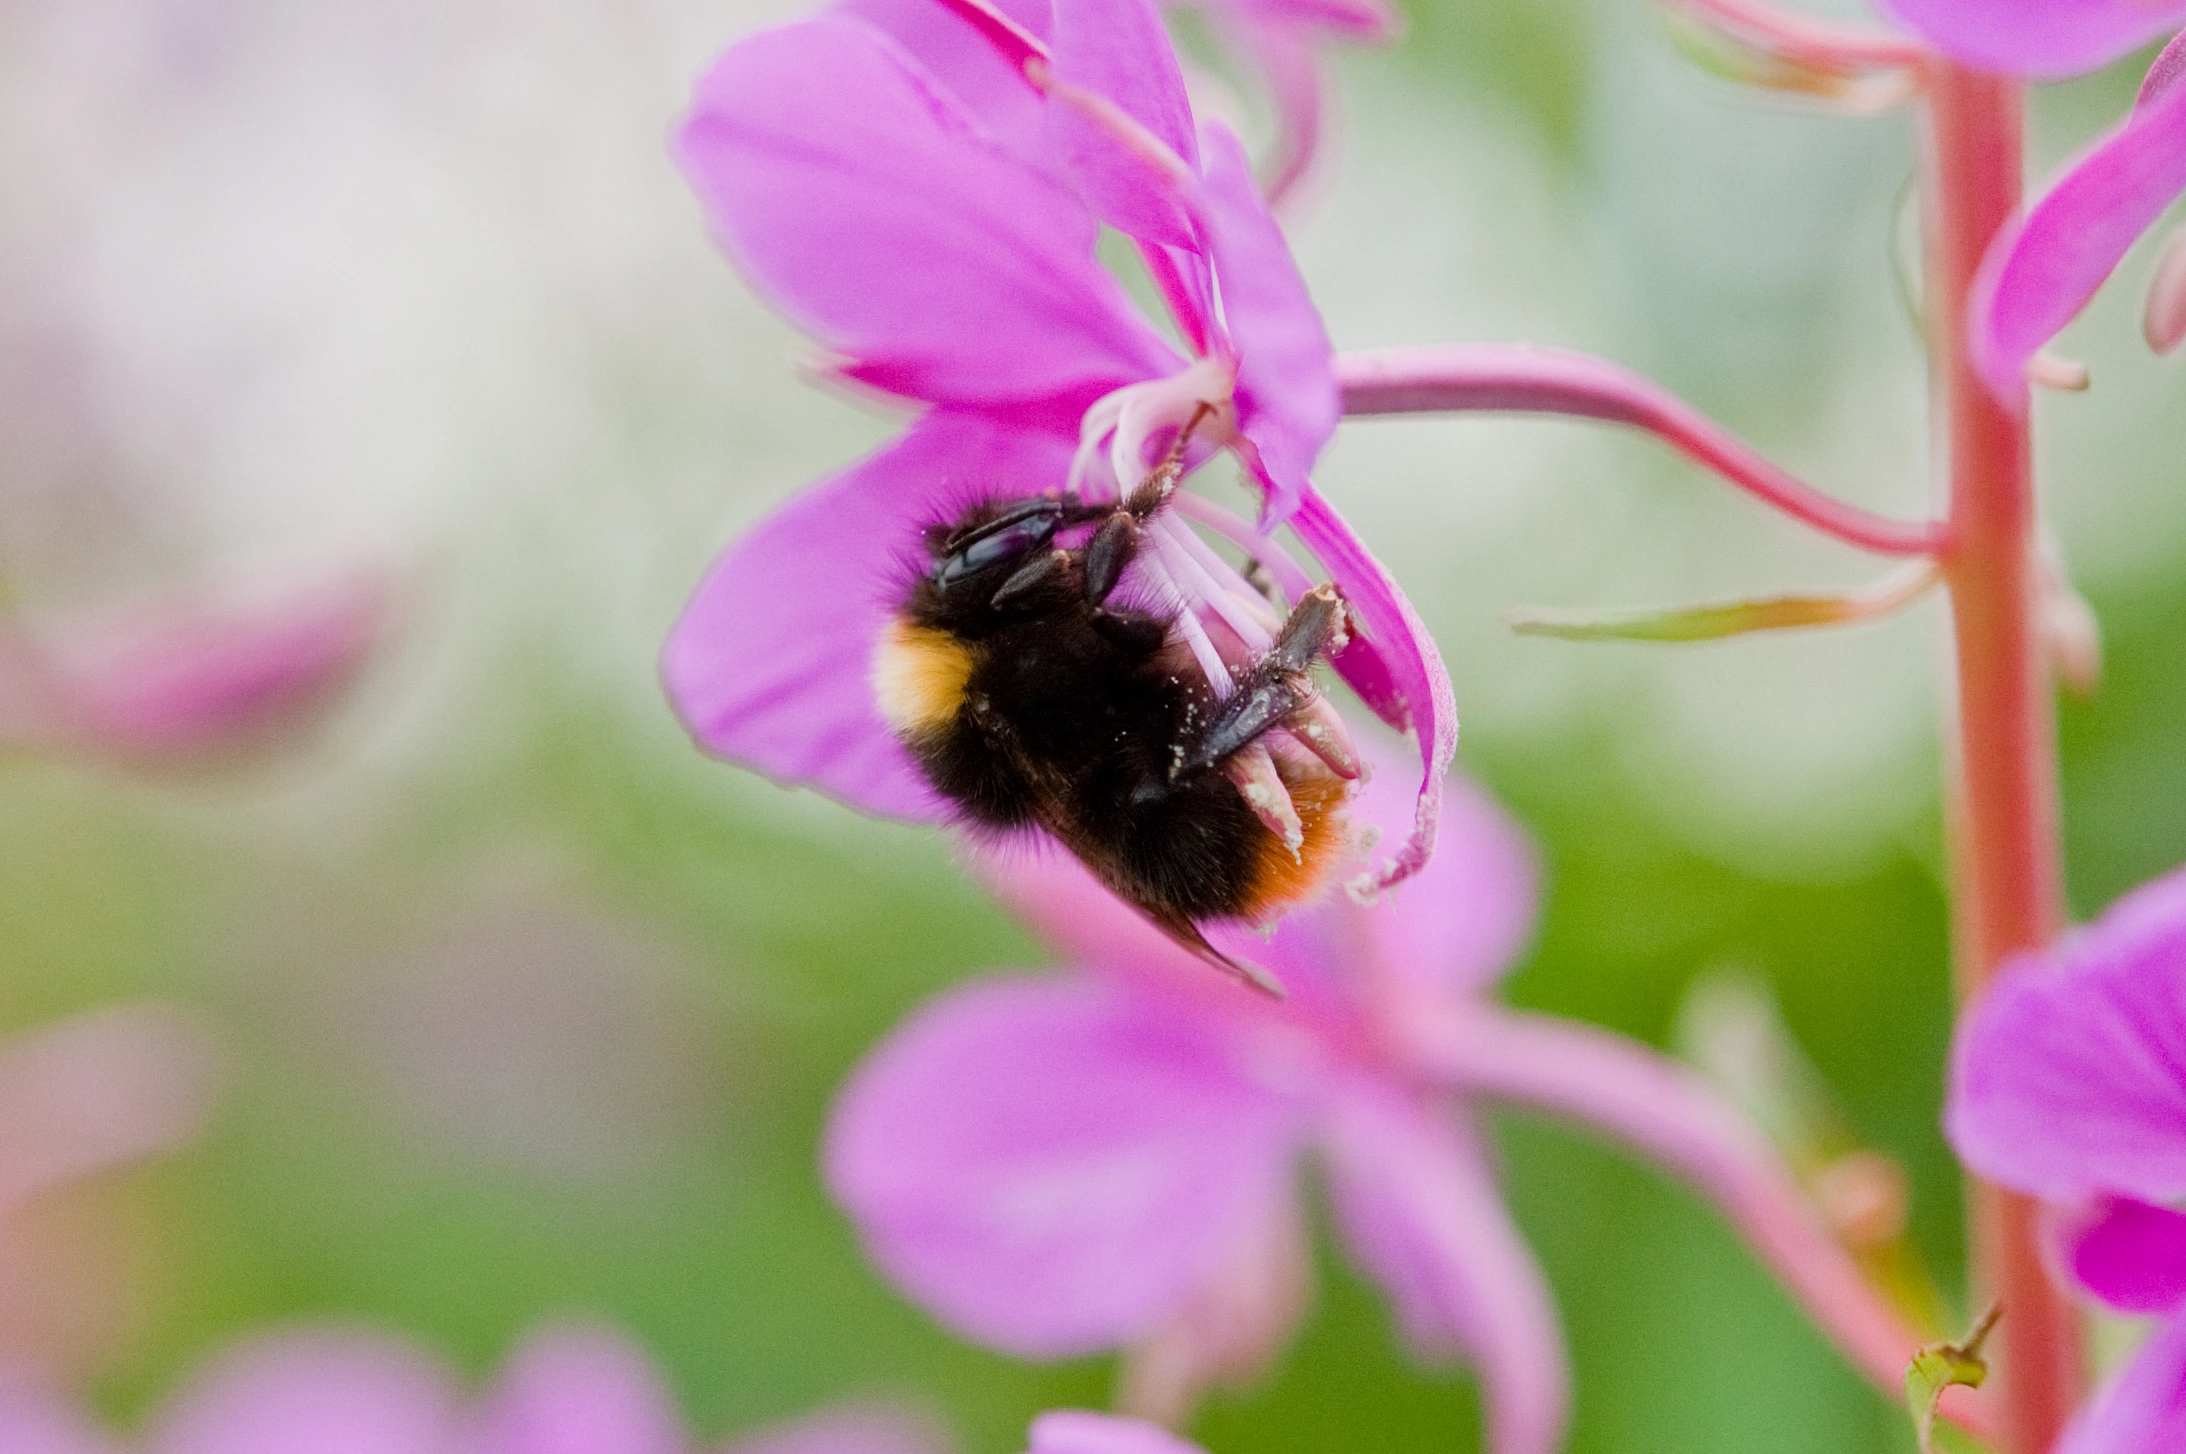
1178 584 1346 776
1083 512 1141 604
991 548 1071 611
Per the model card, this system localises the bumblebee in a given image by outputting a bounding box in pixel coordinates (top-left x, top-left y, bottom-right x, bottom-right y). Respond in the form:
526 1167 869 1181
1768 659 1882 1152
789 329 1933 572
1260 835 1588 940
871 446 1356 993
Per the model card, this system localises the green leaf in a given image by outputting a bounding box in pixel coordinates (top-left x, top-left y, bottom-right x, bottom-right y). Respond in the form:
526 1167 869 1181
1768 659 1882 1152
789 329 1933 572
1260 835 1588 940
1905 1305 2000 1454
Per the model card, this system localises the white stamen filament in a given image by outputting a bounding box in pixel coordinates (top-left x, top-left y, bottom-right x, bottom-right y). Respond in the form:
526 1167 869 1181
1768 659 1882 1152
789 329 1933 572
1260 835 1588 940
1152 517 1278 654
1071 358 1240 502
1168 493 1318 606
1140 545 1235 696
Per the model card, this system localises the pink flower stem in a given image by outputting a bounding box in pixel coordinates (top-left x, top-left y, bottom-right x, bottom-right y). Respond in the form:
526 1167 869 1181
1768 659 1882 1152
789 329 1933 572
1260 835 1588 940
1336 345 1944 557
1921 63 2083 1454
1402 1008 1992 1443
1663 0 1928 72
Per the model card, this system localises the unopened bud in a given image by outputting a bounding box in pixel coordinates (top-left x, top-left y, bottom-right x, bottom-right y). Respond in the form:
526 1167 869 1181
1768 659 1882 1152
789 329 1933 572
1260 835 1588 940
2144 223 2186 356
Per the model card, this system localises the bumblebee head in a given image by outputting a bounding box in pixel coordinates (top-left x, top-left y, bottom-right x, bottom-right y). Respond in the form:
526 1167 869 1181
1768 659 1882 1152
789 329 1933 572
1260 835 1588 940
925 497 1070 590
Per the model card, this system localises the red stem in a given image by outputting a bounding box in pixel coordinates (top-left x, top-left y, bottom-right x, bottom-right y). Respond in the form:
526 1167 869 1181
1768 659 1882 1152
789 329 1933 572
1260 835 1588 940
1337 345 1943 557
1923 63 2083 1454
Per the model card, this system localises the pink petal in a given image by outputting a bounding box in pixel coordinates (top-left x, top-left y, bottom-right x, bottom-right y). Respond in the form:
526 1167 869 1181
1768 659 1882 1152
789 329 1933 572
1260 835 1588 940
1047 0 1204 251
1970 57 2186 404
2055 1311 2186 1454
1363 772 1538 999
1946 866 2186 1204
676 15 1175 416
1197 123 1339 521
0 1381 122 1454
0 1004 220 1216
1286 490 1457 894
1876 0 2186 78
472 1324 688 1454
823 975 1306 1356
1025 1412 1206 1454
1230 23 1327 208
664 413 1081 822
840 0 1054 158
1 573 386 768
1321 1084 1568 1454
722 1404 952 1454
2059 1198 2186 1315
147 1329 464 1454
1235 0 1401 42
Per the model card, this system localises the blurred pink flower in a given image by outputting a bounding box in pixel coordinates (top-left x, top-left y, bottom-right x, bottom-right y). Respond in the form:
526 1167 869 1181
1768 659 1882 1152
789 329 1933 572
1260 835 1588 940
1947 865 2186 1454
828 757 1948 1449
662 0 1452 894
0 570 388 772
1025 1411 1207 1454
0 1004 219 1386
1878 0 2186 80
0 1323 951 1454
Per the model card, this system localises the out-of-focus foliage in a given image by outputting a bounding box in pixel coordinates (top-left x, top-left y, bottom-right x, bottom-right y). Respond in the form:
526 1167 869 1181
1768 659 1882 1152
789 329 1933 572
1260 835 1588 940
2 2 2183 1453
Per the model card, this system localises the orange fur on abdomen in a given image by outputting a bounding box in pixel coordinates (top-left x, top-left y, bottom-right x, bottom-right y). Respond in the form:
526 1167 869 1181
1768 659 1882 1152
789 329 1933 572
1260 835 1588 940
1236 763 1353 921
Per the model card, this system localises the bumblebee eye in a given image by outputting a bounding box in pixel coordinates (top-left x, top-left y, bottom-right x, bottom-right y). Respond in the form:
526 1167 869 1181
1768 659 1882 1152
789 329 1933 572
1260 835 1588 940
934 505 1062 585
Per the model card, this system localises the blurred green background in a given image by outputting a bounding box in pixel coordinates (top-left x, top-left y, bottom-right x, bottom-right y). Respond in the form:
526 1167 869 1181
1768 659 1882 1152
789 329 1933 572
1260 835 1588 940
2 0 2181 1450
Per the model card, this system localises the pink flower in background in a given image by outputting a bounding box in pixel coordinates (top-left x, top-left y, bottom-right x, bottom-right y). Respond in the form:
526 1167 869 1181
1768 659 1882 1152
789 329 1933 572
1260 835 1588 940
0 1004 219 1386
1870 0 2186 401
0 1322 950 1454
1947 865 2186 1454
662 0 1453 895
829 757 1951 1447
0 571 388 772
826 764 1562 1451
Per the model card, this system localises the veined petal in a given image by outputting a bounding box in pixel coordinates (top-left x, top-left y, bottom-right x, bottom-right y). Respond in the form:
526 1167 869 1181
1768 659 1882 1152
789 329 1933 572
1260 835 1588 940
676 16 1176 414
663 414 1079 823
1198 124 1339 522
1970 61 2186 404
824 975 1306 1357
146 1330 464 1454
1025 1412 1206 1454
1946 865 2186 1204
1048 0 1203 250
1361 772 1538 999
1286 491 1457 894
2055 1312 2186 1454
472 1325 687 1454
2060 1198 2186 1315
1877 0 2186 78
840 0 1054 156
1321 1084 1568 1454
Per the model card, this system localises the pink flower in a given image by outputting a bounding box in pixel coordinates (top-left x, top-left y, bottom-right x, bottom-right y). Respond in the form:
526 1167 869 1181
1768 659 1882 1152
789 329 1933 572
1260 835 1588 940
826 763 1944 1451
1865 0 2186 401
0 1322 950 1454
0 571 388 772
662 0 1453 898
1947 865 2186 1453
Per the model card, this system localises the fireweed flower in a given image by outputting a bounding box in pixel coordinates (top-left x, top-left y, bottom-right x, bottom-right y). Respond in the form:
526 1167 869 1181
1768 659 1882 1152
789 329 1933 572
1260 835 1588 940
663 0 1453 898
827 762 1939 1451
0 1322 951 1454
1873 0 2186 399
0 572 387 771
1947 865 2186 1454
